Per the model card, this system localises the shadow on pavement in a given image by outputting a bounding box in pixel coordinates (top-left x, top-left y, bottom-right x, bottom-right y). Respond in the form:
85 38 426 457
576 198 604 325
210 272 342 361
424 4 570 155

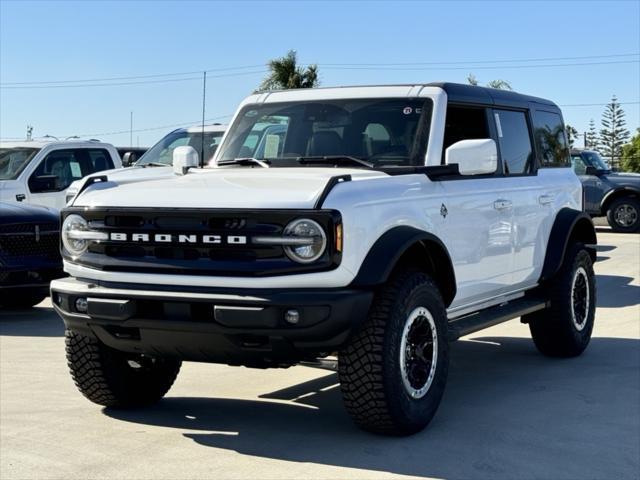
104 336 640 480
596 274 640 308
595 244 616 252
0 304 64 337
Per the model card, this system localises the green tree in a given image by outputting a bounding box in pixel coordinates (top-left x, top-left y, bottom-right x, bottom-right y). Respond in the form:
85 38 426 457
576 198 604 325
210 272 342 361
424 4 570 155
566 124 579 148
257 50 319 92
467 74 512 90
599 95 630 169
621 129 640 173
585 118 598 149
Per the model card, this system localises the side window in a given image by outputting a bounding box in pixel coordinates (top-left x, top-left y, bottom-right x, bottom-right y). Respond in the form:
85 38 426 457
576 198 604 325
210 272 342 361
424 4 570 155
442 106 490 162
533 110 570 167
494 109 534 175
86 149 114 173
29 149 81 192
571 155 587 175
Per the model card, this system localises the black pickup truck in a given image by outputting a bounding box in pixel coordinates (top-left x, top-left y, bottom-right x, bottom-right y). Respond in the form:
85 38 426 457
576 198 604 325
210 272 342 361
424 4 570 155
0 202 64 308
571 149 640 232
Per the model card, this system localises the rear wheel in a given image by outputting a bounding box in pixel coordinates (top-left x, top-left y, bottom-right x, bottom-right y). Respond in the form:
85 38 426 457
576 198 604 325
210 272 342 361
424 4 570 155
65 329 181 407
526 243 596 357
338 269 449 436
606 197 640 233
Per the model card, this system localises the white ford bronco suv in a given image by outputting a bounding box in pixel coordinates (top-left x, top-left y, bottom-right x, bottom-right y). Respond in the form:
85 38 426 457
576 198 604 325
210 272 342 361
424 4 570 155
51 83 597 436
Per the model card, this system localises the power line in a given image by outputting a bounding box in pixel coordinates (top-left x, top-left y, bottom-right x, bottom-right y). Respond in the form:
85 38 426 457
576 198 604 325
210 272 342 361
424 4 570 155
320 52 640 66
0 64 265 86
0 70 268 90
322 60 639 72
560 101 640 107
2 52 637 88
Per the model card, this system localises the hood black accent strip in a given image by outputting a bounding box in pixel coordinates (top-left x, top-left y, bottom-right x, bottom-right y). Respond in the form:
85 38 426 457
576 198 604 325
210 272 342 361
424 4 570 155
314 175 351 209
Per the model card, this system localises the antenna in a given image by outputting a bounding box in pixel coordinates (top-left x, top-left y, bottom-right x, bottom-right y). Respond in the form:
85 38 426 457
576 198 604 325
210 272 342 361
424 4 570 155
130 111 133 148
201 71 207 168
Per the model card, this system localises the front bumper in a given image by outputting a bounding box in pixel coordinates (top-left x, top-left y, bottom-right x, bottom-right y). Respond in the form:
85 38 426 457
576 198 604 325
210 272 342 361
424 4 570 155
51 277 373 367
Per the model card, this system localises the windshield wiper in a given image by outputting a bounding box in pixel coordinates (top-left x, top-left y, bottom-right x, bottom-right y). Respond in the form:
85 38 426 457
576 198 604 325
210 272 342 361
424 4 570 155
296 155 374 169
217 157 271 168
139 162 169 168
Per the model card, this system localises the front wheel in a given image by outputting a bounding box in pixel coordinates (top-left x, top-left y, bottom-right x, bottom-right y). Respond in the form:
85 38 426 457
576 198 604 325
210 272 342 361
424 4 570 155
526 243 596 357
338 270 449 436
65 329 181 407
606 197 640 233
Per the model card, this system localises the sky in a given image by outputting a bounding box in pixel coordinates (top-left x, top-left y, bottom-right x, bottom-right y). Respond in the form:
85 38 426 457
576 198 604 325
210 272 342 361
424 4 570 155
1 0 639 147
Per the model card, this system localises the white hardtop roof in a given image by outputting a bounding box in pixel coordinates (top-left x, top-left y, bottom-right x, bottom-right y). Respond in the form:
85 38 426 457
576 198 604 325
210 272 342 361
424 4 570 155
183 123 227 133
0 140 114 149
246 85 442 104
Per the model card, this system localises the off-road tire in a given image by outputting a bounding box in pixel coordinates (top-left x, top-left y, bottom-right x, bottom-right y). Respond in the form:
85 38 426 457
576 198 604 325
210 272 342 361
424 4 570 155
606 197 640 233
65 329 181 407
526 243 596 357
338 269 449 436
0 292 46 309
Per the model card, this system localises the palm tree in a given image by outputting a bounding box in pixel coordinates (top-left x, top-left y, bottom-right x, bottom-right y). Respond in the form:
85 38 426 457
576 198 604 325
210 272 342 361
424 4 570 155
257 50 319 92
467 74 512 90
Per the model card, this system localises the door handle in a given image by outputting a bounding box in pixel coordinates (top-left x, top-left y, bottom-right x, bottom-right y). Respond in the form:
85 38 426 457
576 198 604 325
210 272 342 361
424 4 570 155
538 194 554 205
493 199 512 211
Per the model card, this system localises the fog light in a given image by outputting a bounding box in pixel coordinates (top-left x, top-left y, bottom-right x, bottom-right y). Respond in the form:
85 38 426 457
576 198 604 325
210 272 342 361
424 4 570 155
75 297 88 313
284 309 300 325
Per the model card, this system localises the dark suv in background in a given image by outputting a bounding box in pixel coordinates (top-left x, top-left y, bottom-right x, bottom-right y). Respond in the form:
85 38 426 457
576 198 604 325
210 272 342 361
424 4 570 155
571 149 640 232
0 202 63 308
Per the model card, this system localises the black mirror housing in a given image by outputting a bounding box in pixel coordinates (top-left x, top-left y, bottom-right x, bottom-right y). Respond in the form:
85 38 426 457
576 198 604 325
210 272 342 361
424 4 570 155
585 166 598 176
29 174 59 193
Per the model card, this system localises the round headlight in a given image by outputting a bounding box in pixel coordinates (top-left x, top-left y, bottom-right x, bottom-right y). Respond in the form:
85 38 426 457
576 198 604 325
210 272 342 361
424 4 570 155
61 214 89 257
283 218 327 264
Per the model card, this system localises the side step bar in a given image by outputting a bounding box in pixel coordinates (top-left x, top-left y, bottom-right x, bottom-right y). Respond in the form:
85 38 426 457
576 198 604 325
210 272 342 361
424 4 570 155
448 297 548 341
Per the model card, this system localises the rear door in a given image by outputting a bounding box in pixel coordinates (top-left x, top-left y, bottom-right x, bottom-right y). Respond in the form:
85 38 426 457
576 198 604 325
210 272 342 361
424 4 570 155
492 108 545 290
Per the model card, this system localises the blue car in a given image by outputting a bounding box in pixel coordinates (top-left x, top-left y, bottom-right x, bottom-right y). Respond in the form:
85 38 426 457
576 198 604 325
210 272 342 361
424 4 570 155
0 202 63 308
571 149 640 233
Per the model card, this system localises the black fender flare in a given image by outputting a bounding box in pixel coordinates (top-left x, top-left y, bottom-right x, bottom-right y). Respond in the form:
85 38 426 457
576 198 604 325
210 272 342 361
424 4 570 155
539 208 597 282
600 186 640 213
350 226 457 307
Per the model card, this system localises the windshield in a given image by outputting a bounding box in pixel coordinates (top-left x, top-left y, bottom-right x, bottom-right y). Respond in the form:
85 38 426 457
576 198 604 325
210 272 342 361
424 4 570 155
0 147 40 180
217 98 433 168
136 130 224 166
582 151 610 171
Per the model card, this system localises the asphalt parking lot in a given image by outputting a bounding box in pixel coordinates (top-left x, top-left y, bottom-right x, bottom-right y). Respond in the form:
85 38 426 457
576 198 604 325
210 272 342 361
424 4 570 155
1 228 638 480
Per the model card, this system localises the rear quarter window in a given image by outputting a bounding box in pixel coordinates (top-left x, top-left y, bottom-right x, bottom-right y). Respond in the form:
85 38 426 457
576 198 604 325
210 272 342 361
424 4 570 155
533 110 570 168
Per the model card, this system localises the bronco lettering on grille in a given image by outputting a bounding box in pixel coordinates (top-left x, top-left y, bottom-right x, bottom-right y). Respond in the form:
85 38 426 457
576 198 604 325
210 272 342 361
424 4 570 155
109 233 247 244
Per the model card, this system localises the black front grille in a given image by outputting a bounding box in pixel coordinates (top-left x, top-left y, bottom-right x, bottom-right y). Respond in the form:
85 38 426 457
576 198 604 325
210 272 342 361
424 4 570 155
63 207 341 276
0 223 60 264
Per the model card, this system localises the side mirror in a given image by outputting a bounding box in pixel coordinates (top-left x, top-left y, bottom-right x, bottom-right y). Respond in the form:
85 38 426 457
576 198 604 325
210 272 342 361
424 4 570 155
30 174 59 193
445 139 498 176
173 146 199 175
585 166 598 176
121 151 136 167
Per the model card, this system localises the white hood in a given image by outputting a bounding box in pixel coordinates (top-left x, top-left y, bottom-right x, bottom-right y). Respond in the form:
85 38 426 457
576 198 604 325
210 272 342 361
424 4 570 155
68 165 174 193
73 167 386 209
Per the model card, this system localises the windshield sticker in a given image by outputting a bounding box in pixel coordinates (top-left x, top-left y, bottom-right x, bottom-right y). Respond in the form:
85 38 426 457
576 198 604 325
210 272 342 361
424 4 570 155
69 161 82 178
403 107 413 115
264 134 280 159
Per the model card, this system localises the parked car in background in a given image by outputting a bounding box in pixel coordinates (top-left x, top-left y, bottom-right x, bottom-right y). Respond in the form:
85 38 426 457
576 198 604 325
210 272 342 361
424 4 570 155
0 140 121 210
64 124 226 204
116 147 148 166
0 202 63 308
571 148 640 232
